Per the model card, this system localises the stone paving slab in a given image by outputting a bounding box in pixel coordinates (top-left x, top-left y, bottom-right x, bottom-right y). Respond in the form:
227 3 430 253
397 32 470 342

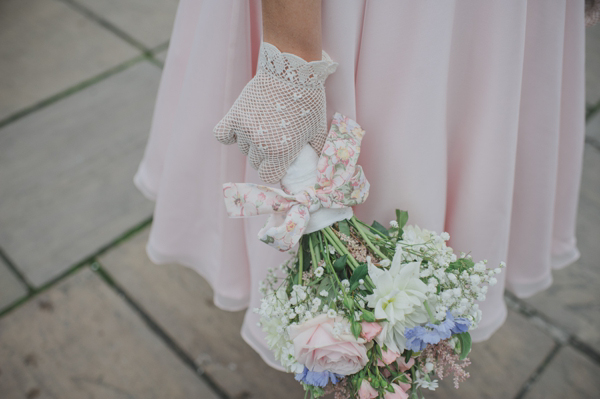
0 259 27 311
0 62 157 287
524 146 600 353
587 110 600 143
524 346 600 399
0 0 138 121
71 0 179 49
99 228 308 399
0 268 219 399
155 48 168 63
586 23 600 106
426 310 555 399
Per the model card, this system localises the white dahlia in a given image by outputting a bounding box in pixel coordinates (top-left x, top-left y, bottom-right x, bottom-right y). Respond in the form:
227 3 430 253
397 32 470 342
365 255 429 353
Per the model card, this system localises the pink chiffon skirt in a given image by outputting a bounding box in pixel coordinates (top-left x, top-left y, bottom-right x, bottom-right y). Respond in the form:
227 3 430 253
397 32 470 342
134 0 586 371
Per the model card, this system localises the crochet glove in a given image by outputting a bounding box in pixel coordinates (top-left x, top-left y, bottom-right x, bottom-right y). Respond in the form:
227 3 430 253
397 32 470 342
213 41 339 184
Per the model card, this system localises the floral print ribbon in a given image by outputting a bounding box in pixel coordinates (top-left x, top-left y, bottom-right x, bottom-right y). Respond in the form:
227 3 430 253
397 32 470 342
222 112 370 251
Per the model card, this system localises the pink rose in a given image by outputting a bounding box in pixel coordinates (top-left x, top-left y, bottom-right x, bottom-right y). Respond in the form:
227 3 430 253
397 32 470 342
360 322 382 342
384 383 409 399
396 357 415 372
377 349 400 366
358 380 378 399
289 314 368 375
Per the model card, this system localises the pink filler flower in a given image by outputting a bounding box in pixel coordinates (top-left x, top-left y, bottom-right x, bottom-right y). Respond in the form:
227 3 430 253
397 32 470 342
358 380 378 399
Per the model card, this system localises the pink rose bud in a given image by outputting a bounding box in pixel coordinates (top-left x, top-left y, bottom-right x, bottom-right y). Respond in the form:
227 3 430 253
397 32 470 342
360 322 382 341
396 357 415 372
377 349 401 366
384 383 409 399
397 379 411 394
358 380 379 399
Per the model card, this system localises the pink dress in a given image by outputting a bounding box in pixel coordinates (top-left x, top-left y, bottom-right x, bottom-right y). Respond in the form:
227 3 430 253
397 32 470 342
134 0 586 370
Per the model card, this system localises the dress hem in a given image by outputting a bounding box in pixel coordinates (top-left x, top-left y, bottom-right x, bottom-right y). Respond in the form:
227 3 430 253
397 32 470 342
145 241 251 312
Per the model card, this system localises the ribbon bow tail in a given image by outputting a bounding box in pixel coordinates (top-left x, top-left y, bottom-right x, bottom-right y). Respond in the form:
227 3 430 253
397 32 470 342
258 204 311 251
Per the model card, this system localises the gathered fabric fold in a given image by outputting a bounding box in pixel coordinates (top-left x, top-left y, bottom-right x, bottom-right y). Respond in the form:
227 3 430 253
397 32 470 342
223 112 370 251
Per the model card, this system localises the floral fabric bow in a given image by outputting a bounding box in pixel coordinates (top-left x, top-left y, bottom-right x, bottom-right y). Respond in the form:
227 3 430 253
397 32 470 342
222 112 370 251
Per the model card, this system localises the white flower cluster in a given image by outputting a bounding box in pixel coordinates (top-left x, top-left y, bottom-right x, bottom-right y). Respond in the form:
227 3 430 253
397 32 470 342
396 226 505 328
255 262 345 372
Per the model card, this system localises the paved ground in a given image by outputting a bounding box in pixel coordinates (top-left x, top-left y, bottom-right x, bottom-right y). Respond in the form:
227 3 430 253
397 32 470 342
0 1 599 398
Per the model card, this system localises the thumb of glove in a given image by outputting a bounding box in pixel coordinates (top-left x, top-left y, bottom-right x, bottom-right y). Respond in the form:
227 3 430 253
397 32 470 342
213 111 238 146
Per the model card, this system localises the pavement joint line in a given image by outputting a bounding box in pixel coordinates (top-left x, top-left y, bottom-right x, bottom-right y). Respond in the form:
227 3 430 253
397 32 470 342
512 343 563 399
0 245 34 292
504 290 600 366
0 54 148 130
91 262 231 399
0 216 152 319
145 41 169 69
151 40 169 54
57 0 149 54
586 136 600 152
586 98 600 120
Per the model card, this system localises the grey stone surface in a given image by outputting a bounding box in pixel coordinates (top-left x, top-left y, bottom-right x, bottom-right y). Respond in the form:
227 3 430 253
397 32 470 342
155 48 168 63
0 259 27 311
0 62 157 287
73 0 179 49
524 146 600 352
0 268 218 399
587 109 600 143
426 310 555 399
524 346 600 399
587 23 600 106
0 0 137 121
99 228 307 399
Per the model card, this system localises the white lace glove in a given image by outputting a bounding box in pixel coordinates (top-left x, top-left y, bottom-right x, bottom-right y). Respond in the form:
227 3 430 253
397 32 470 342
213 41 339 184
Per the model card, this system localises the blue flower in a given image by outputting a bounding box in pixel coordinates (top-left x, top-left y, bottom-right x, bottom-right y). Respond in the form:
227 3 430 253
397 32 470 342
295 367 342 387
404 311 471 351
451 316 471 334
405 324 445 351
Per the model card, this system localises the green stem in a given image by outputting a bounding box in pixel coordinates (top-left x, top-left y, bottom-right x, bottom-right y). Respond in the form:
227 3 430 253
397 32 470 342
312 233 321 264
297 240 303 286
324 227 360 269
424 300 435 323
350 216 389 261
309 234 318 272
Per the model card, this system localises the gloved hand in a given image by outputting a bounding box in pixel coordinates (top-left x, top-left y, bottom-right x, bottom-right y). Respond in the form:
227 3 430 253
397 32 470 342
213 41 339 184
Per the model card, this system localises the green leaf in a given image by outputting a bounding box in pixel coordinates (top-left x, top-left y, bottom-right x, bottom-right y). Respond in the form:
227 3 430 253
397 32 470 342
333 254 348 272
447 258 475 272
300 238 312 271
371 220 389 237
396 209 409 238
396 210 409 229
403 350 413 363
385 384 396 393
338 219 351 237
349 264 368 286
456 332 472 360
351 320 362 339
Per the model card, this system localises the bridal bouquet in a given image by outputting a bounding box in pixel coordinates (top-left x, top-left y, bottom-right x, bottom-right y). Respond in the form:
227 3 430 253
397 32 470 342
220 112 505 399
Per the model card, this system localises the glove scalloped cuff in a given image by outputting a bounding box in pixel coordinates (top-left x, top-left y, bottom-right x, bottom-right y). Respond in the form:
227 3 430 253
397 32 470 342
258 41 339 89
